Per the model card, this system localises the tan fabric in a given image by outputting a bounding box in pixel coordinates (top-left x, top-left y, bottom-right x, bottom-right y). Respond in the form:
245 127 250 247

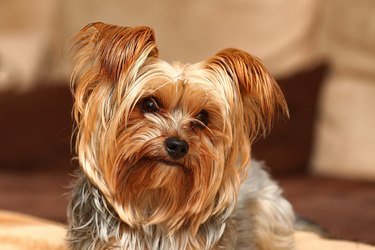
311 0 375 181
1 210 374 250
295 231 375 250
312 74 375 180
0 210 67 250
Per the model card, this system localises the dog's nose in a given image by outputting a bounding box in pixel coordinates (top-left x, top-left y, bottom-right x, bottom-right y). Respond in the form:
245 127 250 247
165 137 189 159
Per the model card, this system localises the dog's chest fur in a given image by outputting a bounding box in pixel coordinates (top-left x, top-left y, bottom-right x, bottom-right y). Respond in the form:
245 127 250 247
67 161 294 250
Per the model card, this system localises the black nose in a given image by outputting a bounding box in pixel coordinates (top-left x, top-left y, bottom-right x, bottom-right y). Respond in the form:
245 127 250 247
165 137 189 159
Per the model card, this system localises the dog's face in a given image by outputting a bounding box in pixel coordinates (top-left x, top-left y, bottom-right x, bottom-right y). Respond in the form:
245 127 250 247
71 22 288 234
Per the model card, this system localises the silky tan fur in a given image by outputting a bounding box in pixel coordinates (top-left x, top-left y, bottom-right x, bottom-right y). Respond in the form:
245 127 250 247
68 22 294 249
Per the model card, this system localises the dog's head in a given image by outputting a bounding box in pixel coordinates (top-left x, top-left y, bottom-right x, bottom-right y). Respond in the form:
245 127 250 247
70 22 288 234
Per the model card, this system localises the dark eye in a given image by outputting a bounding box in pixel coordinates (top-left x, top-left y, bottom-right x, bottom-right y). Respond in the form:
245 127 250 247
193 109 209 129
140 97 159 113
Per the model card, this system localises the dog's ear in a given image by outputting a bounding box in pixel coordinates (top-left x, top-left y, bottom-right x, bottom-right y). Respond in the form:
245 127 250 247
70 22 159 125
71 22 158 82
206 48 288 141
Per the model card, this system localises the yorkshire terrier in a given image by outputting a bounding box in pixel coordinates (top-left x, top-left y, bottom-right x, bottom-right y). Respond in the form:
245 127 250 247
67 22 295 249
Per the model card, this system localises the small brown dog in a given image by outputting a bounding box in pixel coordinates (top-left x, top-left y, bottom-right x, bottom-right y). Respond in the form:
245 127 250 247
67 22 295 249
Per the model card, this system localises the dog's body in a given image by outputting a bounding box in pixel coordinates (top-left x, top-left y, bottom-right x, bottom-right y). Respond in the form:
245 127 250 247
67 22 295 249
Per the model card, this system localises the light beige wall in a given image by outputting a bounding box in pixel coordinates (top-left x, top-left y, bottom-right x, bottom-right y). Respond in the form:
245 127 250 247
311 0 375 181
61 0 321 74
0 0 61 91
0 0 322 90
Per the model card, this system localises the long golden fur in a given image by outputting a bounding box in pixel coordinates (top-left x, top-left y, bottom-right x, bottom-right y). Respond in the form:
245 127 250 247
68 22 294 249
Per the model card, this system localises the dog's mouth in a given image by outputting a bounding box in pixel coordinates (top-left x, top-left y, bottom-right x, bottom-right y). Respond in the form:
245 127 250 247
137 157 191 174
157 159 184 168
140 157 186 169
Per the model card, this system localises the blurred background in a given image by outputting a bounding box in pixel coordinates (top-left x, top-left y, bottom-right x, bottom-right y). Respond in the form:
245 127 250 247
0 0 374 245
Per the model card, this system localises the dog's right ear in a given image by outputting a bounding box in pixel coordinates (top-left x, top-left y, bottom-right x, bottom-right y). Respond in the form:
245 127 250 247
71 22 158 83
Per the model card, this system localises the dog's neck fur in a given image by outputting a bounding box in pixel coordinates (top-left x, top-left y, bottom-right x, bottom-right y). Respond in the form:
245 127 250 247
68 170 237 250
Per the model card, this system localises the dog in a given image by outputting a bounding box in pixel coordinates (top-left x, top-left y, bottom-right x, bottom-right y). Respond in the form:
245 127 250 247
67 22 295 250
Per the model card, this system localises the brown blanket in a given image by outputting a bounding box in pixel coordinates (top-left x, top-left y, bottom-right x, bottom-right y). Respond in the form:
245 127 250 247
0 210 373 250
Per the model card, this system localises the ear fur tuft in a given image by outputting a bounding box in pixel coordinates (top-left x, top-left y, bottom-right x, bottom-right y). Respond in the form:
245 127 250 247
71 22 158 82
207 48 289 141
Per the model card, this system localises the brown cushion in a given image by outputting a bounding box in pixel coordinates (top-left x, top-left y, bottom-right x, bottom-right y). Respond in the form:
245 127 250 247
279 175 375 245
0 85 73 171
253 64 328 174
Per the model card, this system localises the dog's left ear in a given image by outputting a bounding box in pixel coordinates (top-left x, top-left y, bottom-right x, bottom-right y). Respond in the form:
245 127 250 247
206 48 289 141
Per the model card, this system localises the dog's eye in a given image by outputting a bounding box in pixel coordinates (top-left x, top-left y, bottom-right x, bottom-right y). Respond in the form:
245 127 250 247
193 109 209 129
140 97 159 113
